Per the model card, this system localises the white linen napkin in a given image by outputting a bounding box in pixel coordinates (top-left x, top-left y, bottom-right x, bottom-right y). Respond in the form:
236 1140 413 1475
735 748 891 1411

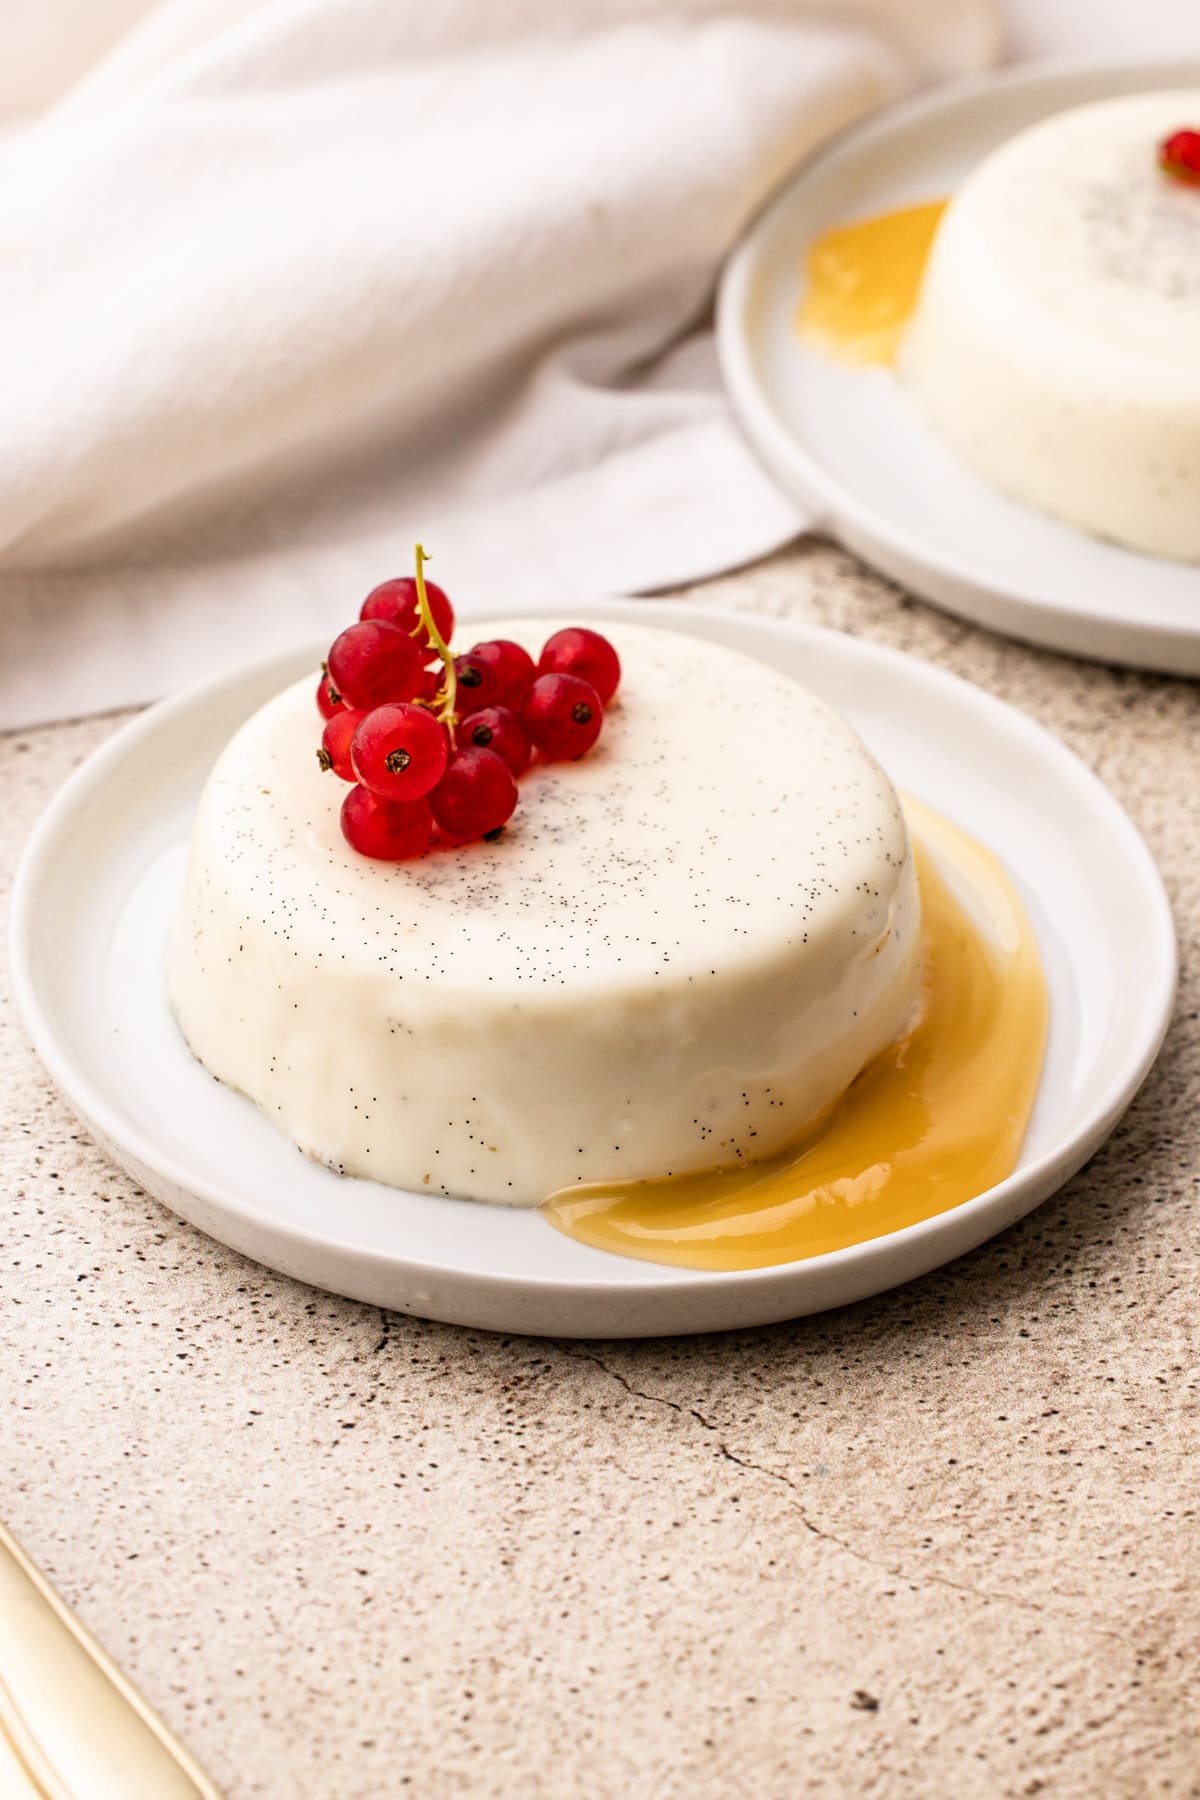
3 1 1195 727
0 0 1002 726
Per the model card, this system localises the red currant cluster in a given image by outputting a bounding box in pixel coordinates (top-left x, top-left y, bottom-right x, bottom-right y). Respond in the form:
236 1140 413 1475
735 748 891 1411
316 547 621 860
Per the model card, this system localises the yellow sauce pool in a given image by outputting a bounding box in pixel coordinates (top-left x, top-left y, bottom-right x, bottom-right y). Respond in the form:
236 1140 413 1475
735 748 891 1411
796 199 947 365
542 800 1047 1271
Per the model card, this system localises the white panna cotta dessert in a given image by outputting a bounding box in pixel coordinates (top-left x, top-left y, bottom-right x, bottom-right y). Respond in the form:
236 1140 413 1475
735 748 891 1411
902 90 1200 562
169 621 922 1206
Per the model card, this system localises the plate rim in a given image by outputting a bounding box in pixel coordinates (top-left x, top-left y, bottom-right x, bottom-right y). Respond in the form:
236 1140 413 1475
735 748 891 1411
716 53 1200 670
8 601 1178 1316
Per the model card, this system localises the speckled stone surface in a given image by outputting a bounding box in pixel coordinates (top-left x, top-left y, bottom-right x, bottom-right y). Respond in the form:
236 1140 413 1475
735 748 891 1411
3 543 1199 1799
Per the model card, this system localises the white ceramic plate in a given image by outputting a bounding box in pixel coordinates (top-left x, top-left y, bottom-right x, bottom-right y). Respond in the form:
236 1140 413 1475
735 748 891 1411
10 603 1176 1338
717 57 1200 673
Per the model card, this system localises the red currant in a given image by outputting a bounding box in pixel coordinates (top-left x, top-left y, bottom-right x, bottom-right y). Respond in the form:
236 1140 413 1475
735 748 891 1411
341 786 434 861
472 638 536 707
1160 128 1200 185
317 708 363 781
456 705 531 777
522 673 603 760
453 648 503 713
537 628 620 705
351 703 449 802
429 747 518 840
360 577 455 658
327 620 423 711
316 671 344 719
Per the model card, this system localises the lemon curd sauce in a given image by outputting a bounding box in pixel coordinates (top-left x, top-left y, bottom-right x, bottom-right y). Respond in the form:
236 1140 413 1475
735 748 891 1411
796 200 947 365
542 800 1047 1271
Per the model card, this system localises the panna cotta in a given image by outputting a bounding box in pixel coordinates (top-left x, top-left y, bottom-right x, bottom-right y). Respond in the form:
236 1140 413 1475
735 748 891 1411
168 621 922 1205
902 90 1200 562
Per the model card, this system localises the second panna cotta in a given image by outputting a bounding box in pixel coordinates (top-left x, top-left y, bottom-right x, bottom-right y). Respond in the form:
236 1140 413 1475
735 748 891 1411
169 616 922 1205
902 90 1200 562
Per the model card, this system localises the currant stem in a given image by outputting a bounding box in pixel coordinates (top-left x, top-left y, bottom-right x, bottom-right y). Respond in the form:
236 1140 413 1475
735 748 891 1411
414 544 456 725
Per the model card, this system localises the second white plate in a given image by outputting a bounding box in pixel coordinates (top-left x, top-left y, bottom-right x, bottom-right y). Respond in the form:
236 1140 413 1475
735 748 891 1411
717 56 1200 673
10 603 1176 1337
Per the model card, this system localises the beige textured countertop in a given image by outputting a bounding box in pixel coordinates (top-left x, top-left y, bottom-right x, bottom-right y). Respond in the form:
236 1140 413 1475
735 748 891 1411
3 543 1198 1799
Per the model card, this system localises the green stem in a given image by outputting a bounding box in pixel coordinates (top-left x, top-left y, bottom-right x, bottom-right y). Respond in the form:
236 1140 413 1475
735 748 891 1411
413 543 456 725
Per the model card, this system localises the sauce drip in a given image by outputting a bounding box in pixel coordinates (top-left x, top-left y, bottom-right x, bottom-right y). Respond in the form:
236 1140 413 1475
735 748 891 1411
796 199 947 365
542 801 1047 1271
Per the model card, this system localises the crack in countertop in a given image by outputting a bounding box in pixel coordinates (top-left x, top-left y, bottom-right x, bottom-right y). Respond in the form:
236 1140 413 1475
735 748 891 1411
566 1348 1129 1646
